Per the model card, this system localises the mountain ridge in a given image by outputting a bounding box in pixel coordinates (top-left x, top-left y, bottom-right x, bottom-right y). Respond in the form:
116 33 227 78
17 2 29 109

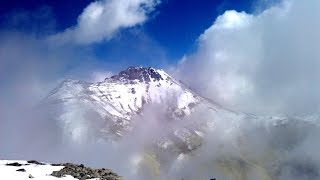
42 66 229 150
36 66 320 179
41 66 298 154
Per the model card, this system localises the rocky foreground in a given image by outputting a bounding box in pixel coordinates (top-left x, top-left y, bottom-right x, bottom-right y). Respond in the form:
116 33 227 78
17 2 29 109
51 163 122 180
0 160 123 180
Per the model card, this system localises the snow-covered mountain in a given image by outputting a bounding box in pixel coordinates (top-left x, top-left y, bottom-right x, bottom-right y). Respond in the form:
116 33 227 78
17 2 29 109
42 67 204 141
41 66 278 153
45 66 201 119
34 66 320 179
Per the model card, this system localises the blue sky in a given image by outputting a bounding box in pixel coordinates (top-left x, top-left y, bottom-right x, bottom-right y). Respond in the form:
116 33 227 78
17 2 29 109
0 0 263 68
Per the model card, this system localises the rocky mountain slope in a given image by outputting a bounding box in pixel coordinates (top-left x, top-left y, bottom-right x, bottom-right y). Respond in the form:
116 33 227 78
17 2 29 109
36 66 320 179
41 66 285 153
43 67 222 147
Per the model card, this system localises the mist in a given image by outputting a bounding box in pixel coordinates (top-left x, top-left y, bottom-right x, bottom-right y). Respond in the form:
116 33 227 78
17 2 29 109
1 0 320 180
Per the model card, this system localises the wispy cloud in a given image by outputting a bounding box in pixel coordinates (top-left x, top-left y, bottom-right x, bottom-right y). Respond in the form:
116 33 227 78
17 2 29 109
50 0 160 45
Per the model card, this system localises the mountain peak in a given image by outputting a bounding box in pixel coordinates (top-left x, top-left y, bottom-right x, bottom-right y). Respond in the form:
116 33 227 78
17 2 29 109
42 65 220 150
108 66 164 82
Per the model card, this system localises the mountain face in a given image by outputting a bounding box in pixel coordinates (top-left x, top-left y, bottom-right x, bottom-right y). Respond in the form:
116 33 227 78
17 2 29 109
41 66 320 179
43 66 246 151
43 66 299 155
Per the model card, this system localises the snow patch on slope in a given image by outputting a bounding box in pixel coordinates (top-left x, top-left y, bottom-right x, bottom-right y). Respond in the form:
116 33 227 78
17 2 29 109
0 160 78 180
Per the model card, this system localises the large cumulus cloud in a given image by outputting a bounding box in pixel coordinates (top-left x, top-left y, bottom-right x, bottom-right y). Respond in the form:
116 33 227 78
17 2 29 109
176 0 320 116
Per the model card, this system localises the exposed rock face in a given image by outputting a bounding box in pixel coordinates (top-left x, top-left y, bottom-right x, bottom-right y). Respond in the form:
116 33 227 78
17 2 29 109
16 168 26 172
109 66 164 82
6 162 23 166
27 160 45 165
51 163 123 180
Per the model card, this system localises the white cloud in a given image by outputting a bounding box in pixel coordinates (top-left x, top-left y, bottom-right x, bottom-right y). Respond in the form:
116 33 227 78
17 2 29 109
90 71 113 82
176 0 320 115
51 0 160 44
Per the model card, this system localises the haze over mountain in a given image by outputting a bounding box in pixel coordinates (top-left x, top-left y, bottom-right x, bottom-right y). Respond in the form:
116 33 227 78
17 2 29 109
42 66 246 149
35 66 320 179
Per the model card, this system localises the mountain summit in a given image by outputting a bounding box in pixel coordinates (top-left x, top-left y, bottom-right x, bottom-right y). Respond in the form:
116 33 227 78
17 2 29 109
42 66 258 152
108 66 164 82
40 66 315 179
44 67 207 141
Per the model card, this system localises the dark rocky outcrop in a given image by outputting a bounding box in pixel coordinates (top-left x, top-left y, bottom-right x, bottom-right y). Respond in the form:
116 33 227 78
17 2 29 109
6 162 23 167
109 66 164 82
27 160 45 165
51 163 123 180
16 168 26 172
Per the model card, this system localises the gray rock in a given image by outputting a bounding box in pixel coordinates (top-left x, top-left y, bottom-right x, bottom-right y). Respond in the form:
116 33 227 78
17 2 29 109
6 162 23 167
27 160 45 165
16 168 26 172
51 163 123 180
